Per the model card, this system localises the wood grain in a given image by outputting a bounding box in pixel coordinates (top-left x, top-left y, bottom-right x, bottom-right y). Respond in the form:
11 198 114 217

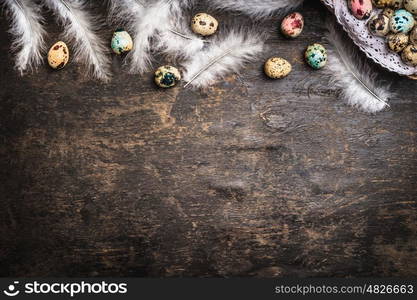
0 0 416 277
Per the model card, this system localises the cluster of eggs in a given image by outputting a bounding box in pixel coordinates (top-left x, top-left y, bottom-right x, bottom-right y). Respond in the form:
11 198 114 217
47 13 219 88
348 0 417 66
46 11 330 85
263 12 328 80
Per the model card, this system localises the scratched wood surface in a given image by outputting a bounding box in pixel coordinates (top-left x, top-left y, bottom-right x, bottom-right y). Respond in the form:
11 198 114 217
0 0 416 277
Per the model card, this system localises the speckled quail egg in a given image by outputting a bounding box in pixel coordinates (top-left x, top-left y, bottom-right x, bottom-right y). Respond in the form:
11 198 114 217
281 12 304 38
264 57 292 79
111 29 133 55
387 32 409 52
305 44 327 70
409 26 417 44
349 0 373 20
373 0 404 8
372 0 388 7
154 65 181 88
47 41 69 69
401 44 417 66
372 0 383 7
382 7 395 17
368 13 391 36
390 0 404 8
191 13 218 36
390 9 415 33
404 0 417 14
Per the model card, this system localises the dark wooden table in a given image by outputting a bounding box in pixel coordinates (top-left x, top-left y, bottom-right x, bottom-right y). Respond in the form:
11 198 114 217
0 0 416 277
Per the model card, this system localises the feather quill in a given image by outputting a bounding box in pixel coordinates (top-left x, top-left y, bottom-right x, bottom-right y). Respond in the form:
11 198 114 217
108 0 203 73
183 29 264 88
2 0 46 74
42 0 111 81
209 0 304 19
154 13 206 61
324 19 392 113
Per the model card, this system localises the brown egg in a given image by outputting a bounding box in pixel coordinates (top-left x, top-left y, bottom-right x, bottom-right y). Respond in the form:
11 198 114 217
368 13 390 36
47 41 69 69
410 26 417 44
404 0 417 14
387 33 409 52
401 44 417 66
390 0 404 9
191 13 218 36
372 0 390 7
382 7 395 17
372 0 403 8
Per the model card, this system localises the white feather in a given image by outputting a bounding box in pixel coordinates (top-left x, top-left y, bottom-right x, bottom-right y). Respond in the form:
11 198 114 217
43 0 111 81
324 20 392 113
209 0 304 19
182 29 264 88
108 0 203 73
108 0 149 73
154 15 205 61
154 0 204 60
2 0 46 74
129 0 171 74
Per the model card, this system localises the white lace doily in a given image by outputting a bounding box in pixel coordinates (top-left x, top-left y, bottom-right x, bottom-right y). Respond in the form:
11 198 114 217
322 0 417 76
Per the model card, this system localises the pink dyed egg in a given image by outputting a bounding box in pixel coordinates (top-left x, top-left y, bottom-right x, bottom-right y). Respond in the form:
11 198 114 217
281 12 304 38
348 0 373 20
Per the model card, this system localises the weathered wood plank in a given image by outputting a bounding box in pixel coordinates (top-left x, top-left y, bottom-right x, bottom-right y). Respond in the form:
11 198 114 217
0 0 416 277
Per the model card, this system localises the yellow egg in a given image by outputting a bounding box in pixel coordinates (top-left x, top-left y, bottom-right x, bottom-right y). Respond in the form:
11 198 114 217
401 44 417 66
47 41 69 69
387 33 409 52
191 13 218 36
264 57 292 79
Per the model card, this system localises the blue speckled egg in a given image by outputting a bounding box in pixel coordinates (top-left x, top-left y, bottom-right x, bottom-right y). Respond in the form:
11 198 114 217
111 29 133 55
305 43 327 70
390 9 415 34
